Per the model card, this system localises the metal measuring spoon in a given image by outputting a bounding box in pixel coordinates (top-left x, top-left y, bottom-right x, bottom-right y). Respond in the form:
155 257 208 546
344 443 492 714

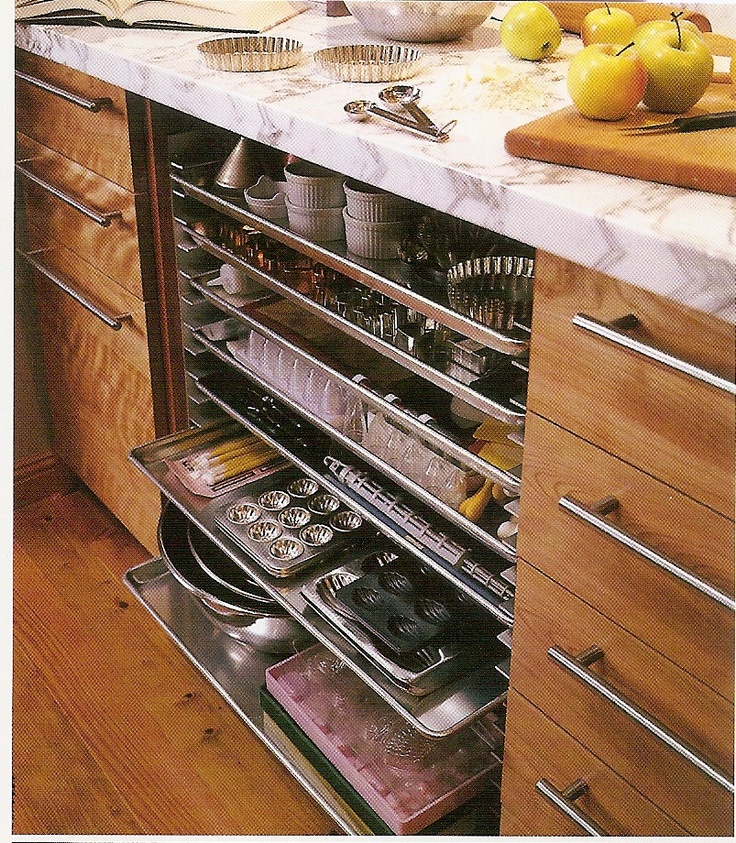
378 85 457 138
344 100 451 142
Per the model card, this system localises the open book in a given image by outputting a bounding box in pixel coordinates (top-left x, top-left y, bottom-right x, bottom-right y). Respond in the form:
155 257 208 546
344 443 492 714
15 0 308 30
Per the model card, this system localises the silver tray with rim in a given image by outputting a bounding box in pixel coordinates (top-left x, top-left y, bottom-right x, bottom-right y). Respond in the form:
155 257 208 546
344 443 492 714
301 554 507 697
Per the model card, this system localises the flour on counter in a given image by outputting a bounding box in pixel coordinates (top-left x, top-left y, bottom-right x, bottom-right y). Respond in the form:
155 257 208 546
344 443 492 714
422 58 568 116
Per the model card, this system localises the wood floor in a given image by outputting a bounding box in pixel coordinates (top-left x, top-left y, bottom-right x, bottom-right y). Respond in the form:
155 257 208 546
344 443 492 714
12 486 337 836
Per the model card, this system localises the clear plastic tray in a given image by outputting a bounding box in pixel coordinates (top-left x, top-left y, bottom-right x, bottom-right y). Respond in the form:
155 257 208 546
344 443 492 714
266 644 501 834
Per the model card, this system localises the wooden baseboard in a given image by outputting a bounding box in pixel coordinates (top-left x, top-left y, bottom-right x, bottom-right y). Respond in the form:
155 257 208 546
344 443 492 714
14 450 79 510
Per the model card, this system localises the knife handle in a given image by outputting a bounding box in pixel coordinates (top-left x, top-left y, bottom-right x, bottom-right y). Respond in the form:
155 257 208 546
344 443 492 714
678 111 736 132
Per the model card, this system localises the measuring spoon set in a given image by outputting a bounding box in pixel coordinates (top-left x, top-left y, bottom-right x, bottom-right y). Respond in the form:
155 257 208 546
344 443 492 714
345 84 456 142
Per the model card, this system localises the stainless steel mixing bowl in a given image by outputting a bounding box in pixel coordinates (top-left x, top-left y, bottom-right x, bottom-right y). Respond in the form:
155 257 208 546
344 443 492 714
158 503 311 654
344 1 496 42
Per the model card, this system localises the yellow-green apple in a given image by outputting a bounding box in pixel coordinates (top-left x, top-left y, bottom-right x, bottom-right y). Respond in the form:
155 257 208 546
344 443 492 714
637 23 713 112
567 42 647 119
582 4 636 46
633 17 702 50
500 1 562 61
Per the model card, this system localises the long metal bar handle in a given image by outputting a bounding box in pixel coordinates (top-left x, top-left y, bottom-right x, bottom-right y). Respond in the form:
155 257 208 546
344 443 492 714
549 644 735 793
572 313 736 396
15 161 123 228
535 778 608 836
15 69 113 112
559 495 735 611
19 249 131 331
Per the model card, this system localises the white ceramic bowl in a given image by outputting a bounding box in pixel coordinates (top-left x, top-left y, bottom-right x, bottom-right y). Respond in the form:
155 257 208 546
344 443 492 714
343 207 406 260
286 198 345 242
344 179 409 222
343 1 496 42
284 161 346 209
244 175 288 221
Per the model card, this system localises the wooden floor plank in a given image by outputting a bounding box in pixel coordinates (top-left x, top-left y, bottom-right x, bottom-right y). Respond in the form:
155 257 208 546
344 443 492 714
13 489 337 836
13 639 143 835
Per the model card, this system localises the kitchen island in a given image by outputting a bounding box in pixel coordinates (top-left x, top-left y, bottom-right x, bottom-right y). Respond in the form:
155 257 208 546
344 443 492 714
14 2 735 837
15 4 735 320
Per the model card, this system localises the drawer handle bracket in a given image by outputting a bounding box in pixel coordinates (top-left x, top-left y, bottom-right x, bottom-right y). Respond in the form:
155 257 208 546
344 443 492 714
535 778 608 836
15 161 123 228
549 644 735 793
16 69 113 112
559 495 735 611
572 313 736 396
19 249 132 331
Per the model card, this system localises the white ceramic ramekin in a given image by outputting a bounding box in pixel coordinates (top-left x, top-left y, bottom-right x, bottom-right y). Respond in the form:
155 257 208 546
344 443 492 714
343 207 406 260
284 161 346 209
286 198 345 242
343 179 409 222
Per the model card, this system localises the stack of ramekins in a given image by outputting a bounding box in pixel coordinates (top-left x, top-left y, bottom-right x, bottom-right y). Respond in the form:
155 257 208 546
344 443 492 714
284 161 346 242
343 179 409 261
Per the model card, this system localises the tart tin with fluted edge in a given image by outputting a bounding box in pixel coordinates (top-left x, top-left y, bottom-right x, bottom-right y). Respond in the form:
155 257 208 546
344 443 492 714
198 36 303 73
313 44 422 83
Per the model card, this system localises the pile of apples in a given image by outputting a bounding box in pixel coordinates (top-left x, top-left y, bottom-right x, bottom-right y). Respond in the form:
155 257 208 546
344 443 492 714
570 4 713 119
499 1 714 120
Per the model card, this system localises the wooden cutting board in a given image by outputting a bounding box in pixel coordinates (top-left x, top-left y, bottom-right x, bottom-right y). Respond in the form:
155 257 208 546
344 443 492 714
504 83 736 196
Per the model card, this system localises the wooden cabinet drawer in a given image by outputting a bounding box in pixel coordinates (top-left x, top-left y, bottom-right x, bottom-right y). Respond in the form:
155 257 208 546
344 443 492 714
527 252 735 518
27 238 162 553
517 412 734 700
17 133 153 300
500 690 687 836
510 562 734 836
15 49 145 193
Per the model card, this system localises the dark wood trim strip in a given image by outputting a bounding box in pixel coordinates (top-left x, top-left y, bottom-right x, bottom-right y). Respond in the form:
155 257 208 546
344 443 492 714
14 450 78 510
141 97 189 436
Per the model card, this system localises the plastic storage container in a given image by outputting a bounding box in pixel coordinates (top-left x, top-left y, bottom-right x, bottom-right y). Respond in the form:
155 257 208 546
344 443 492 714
266 644 501 834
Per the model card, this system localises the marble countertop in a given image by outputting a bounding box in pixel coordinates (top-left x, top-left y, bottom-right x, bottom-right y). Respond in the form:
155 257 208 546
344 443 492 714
15 4 736 321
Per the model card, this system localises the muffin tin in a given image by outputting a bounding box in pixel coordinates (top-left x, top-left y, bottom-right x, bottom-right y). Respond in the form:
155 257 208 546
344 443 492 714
332 556 482 655
302 548 502 696
215 470 365 577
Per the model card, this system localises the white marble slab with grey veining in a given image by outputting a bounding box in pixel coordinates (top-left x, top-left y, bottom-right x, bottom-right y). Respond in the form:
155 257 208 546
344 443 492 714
15 4 736 321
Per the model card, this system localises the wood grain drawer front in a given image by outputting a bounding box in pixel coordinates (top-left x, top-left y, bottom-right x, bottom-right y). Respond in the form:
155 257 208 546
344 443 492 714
510 563 734 837
527 252 735 518
16 49 144 192
17 134 150 300
517 412 734 701
500 690 687 836
28 241 161 553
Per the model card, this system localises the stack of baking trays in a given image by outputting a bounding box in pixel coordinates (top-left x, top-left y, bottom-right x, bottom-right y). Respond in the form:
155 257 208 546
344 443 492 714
301 544 509 697
133 418 508 832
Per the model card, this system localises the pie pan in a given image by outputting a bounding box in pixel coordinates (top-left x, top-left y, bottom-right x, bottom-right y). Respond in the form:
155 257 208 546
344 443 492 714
198 36 303 72
313 44 422 83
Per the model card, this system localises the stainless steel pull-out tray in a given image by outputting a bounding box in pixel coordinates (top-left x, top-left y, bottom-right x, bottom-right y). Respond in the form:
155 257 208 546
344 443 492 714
130 423 509 737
